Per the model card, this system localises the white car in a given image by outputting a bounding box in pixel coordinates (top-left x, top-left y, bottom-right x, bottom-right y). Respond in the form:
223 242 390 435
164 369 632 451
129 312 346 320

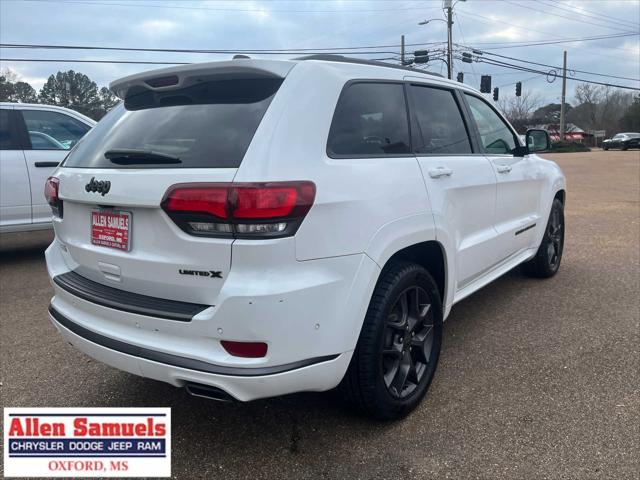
45 57 566 419
0 103 95 233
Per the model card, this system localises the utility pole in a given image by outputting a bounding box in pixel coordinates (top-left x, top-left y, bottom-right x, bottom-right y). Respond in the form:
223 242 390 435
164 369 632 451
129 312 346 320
445 0 453 79
560 50 567 141
401 35 405 66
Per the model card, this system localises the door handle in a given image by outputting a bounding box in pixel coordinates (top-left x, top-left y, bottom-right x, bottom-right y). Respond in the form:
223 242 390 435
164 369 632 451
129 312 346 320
428 167 453 178
34 161 60 168
496 164 512 174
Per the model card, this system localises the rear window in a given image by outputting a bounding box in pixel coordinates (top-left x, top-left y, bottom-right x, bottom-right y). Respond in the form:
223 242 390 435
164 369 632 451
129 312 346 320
327 82 411 157
63 77 282 169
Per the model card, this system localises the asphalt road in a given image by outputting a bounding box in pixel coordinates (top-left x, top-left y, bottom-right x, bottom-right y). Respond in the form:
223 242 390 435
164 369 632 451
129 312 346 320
1 150 638 479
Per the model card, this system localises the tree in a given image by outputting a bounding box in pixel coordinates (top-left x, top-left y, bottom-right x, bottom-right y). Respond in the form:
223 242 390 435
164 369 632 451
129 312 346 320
531 102 572 124
11 81 38 103
0 68 38 103
619 96 640 131
38 70 101 118
98 86 119 116
568 83 634 133
498 91 542 133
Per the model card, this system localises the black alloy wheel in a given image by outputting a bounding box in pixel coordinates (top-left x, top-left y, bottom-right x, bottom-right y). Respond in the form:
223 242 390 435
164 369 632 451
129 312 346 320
382 286 435 399
522 198 565 278
340 262 443 420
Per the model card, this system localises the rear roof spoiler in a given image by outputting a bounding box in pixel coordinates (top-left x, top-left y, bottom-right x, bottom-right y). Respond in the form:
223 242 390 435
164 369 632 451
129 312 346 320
109 59 295 99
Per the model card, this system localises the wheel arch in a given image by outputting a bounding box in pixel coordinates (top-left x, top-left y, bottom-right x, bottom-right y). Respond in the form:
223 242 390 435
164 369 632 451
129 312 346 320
376 240 448 307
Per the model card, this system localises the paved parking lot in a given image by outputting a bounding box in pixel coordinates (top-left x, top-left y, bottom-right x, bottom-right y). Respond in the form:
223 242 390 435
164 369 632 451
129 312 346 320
1 150 638 479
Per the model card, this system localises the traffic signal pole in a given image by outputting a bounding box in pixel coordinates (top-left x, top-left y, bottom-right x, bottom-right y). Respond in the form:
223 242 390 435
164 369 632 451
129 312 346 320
560 50 567 141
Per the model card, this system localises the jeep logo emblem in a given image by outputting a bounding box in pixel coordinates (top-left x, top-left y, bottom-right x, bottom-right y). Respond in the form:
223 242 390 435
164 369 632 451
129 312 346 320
85 177 111 196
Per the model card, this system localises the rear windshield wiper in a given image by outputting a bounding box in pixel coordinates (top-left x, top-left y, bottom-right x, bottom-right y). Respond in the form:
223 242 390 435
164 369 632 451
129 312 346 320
104 149 181 165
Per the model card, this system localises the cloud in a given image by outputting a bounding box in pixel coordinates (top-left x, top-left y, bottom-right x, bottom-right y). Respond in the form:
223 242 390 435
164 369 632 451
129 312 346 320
0 0 637 105
138 19 179 36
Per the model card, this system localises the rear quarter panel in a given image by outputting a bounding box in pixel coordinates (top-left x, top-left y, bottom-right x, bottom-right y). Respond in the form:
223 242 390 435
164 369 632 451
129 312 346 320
234 62 436 262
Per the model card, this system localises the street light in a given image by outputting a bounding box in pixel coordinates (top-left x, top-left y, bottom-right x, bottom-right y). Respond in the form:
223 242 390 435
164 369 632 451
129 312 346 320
418 19 447 26
417 0 466 79
418 18 451 78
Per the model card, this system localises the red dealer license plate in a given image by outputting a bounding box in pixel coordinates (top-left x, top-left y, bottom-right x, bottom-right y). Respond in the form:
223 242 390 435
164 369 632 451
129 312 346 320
91 210 131 251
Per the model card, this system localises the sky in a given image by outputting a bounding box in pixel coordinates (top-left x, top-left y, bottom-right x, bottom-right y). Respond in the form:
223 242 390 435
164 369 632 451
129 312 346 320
0 0 639 106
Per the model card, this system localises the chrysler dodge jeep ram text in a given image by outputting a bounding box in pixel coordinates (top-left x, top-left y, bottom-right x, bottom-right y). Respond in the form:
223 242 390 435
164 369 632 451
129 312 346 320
45 56 566 420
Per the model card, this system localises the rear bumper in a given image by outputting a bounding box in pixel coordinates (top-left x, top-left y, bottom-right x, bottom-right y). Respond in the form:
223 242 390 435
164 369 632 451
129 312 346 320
45 238 380 399
49 306 351 401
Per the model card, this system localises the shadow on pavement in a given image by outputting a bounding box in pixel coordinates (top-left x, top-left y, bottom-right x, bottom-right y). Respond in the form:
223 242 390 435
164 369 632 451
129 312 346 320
0 230 53 262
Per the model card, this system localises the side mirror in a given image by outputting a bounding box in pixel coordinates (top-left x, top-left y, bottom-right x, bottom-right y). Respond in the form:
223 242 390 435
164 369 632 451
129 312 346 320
526 129 551 153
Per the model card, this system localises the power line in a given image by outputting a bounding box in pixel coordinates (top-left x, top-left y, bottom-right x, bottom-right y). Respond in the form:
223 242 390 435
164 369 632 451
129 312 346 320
453 12 479 85
454 10 638 56
567 1 640 30
0 56 400 65
533 0 639 31
496 74 544 89
468 56 640 91
458 45 640 82
0 58 191 65
504 0 638 34
460 32 638 50
22 0 437 14
0 42 445 56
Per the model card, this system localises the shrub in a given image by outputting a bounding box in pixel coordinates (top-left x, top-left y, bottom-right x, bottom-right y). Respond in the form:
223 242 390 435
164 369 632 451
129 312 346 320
549 141 591 153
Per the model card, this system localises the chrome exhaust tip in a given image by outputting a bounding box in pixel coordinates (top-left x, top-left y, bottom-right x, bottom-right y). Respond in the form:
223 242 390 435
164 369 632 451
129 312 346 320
185 383 235 402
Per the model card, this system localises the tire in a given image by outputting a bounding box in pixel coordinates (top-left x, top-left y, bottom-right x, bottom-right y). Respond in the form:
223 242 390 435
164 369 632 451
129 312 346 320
603 146 608 151
340 261 443 420
622 144 628 151
522 198 565 278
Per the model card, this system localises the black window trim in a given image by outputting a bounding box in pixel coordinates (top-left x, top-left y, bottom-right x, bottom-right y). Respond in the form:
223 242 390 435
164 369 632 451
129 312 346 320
326 79 493 160
406 82 479 157
17 109 92 152
0 108 24 150
461 92 523 157
326 79 415 160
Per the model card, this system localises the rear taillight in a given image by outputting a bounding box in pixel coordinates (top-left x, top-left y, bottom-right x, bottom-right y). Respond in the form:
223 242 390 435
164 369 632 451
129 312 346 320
44 177 63 217
161 182 315 239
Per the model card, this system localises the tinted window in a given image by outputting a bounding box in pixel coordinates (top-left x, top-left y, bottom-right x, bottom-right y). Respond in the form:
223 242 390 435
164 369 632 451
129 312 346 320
64 78 282 169
22 110 90 150
328 82 410 156
409 85 472 154
465 94 516 154
0 109 18 150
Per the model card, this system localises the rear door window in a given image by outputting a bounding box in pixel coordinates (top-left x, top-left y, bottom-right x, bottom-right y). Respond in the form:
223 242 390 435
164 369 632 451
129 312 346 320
63 77 283 169
327 82 411 157
409 85 472 154
21 110 90 150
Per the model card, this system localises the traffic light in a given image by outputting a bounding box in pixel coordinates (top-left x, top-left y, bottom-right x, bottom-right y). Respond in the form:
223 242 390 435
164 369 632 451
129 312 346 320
480 75 492 93
414 50 429 64
515 81 522 97
461 52 473 64
457 72 464 83
493 87 499 101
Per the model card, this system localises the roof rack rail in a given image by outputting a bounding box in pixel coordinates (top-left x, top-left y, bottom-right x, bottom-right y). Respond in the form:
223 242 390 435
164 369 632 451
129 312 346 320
294 54 444 78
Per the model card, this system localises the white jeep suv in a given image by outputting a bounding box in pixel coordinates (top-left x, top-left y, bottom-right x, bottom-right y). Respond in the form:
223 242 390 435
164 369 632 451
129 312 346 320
45 56 565 420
